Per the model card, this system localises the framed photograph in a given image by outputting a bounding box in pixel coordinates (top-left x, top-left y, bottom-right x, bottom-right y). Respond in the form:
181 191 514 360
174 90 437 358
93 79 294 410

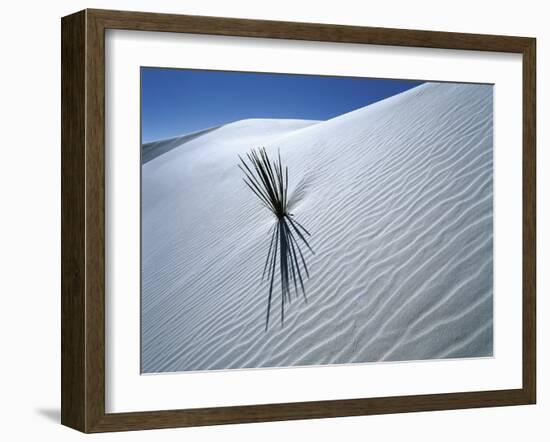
61 9 536 433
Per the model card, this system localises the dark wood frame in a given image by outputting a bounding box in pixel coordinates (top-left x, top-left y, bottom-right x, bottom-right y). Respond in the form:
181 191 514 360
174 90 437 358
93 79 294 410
61 8 536 433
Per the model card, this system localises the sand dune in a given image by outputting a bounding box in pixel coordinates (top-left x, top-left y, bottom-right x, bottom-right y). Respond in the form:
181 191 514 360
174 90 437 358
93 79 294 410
141 82 493 373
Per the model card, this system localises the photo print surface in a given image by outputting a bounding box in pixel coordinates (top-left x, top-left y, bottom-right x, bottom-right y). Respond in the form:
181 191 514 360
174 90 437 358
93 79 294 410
140 68 493 374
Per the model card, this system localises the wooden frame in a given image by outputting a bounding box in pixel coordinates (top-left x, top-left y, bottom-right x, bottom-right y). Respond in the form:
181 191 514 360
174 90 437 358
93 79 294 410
61 8 536 433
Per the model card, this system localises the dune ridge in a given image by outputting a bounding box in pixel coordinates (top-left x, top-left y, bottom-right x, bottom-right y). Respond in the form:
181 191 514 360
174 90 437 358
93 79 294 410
141 82 493 373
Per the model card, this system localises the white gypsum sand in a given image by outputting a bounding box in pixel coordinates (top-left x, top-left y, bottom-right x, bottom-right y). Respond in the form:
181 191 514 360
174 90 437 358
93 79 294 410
141 82 493 373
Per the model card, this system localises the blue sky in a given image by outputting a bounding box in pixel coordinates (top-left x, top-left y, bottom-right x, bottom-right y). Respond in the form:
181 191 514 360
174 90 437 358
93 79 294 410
141 67 423 143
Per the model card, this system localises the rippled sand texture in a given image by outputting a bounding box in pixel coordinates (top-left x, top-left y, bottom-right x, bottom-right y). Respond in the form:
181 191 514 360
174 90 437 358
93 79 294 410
141 82 493 373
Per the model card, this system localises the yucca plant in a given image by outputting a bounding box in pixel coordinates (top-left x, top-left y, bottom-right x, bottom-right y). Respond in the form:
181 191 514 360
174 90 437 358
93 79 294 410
239 147 314 330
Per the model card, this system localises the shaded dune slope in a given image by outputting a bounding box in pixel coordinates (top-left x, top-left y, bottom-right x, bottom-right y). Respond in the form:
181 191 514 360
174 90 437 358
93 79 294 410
142 126 222 164
141 83 493 373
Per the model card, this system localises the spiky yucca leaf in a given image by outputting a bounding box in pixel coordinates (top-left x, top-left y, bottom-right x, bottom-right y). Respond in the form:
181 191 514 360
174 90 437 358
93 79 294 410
239 147 314 330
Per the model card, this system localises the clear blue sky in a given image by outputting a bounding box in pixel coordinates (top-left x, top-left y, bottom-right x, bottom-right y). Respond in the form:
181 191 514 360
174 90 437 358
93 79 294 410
141 67 423 143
